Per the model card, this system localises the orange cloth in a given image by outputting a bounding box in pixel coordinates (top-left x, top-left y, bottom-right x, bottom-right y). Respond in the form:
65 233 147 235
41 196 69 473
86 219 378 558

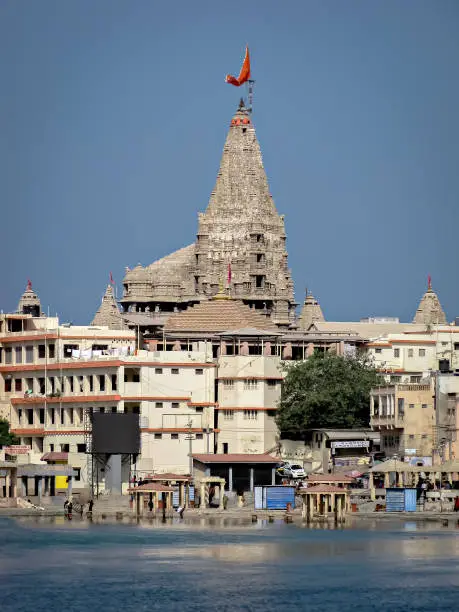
225 46 251 87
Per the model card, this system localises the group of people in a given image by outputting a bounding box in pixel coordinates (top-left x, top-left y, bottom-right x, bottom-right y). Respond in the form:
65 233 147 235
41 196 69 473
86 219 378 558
64 498 94 519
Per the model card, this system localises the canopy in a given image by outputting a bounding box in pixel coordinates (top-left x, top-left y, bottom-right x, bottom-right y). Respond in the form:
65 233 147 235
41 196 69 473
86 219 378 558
369 459 411 473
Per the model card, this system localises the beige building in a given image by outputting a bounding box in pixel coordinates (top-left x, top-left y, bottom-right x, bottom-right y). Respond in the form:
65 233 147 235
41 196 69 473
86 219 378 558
370 375 459 465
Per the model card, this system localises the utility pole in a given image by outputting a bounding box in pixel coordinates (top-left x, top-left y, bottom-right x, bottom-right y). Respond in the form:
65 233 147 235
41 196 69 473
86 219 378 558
186 419 194 476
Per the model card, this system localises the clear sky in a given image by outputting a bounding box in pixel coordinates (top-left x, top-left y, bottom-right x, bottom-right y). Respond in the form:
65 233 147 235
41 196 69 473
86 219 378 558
1 0 458 324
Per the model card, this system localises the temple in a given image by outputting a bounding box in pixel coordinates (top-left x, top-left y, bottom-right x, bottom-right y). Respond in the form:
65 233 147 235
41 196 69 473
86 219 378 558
412 276 447 326
120 100 296 328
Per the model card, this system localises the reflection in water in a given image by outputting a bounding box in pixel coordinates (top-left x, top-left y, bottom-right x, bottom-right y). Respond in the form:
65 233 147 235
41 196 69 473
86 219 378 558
1 517 459 612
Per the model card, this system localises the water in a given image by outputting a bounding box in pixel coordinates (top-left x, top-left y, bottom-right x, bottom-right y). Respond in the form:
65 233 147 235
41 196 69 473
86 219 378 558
1 517 459 611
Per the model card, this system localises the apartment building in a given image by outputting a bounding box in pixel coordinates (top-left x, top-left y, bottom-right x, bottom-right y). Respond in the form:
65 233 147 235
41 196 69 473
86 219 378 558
216 352 282 455
370 374 459 465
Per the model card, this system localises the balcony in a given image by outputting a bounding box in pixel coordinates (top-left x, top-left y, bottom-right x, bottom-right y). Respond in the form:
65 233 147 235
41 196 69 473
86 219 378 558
371 412 405 429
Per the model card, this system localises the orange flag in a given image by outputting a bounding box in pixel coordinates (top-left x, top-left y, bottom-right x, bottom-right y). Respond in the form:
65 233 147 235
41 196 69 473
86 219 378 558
225 46 251 87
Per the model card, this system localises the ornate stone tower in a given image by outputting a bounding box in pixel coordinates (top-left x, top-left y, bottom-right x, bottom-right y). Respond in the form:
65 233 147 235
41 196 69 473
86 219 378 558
297 290 325 330
195 100 295 326
412 276 447 325
17 280 41 317
91 285 123 329
120 100 296 327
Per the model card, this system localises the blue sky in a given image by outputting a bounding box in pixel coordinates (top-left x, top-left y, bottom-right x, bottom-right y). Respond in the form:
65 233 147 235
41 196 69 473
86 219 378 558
1 0 458 324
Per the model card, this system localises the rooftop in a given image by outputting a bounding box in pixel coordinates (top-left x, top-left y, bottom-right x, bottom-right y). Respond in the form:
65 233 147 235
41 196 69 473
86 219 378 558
192 453 279 464
165 299 277 333
128 483 175 493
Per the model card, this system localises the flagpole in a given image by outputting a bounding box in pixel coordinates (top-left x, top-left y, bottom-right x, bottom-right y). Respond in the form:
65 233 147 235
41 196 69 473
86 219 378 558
247 79 254 113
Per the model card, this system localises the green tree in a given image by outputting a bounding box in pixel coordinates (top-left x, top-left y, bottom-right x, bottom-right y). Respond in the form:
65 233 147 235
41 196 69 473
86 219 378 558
0 418 18 446
276 352 383 435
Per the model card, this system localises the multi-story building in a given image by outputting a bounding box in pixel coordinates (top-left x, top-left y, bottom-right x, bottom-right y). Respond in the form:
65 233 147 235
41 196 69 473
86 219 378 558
370 374 459 465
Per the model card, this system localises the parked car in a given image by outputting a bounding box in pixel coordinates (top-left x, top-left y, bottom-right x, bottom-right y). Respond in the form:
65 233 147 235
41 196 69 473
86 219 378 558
277 462 306 479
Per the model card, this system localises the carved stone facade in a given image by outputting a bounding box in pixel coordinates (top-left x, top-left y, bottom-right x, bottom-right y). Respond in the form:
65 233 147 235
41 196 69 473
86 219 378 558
121 100 296 328
412 278 447 326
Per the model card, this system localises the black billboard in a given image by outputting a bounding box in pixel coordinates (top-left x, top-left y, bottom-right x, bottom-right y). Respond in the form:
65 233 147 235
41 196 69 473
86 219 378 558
92 412 140 454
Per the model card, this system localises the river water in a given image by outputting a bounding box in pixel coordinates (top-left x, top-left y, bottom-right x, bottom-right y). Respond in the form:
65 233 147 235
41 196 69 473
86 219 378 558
1 516 459 611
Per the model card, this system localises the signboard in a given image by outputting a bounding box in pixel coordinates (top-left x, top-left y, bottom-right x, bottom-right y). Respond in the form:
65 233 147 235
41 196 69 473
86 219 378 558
404 449 417 455
4 445 31 455
331 441 369 449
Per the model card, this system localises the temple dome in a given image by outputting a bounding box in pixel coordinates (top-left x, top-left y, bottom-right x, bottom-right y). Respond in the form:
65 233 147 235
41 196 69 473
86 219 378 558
17 280 41 317
412 277 447 325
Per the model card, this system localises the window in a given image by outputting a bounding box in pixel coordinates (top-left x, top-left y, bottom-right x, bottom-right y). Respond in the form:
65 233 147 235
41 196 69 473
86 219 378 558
27 409 33 425
408 349 414 358
419 349 426 357
15 347 23 364
26 378 33 393
155 402 163 408
267 410 276 417
244 379 258 390
73 468 81 482
421 434 427 439
89 375 94 392
69 408 74 425
409 403 415 409
394 349 400 358
15 379 22 392
61 444 70 452
195 368 204 375
196 433 203 440
410 376 421 383
171 402 179 409
38 377 45 394
61 408 65 425
267 379 278 387
111 375 117 391
171 368 179 375
409 434 414 440
49 377 55 394
422 404 428 409
49 444 54 452
154 433 162 440
5 379 12 393
243 409 258 420
99 375 105 392
48 344 55 359
5 348 12 364
222 442 229 454
375 348 382 354
195 407 203 413
39 409 45 424
63 344 79 357
78 376 84 393
155 368 163 375
112 406 117 413
25 346 33 363
69 376 74 392
223 410 234 420
77 443 87 453
223 380 234 388
38 345 46 359
171 433 179 440
50 408 55 425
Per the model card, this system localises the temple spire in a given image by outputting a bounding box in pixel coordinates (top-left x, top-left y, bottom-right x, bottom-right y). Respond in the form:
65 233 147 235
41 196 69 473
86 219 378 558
298 289 325 330
412 277 447 325
17 280 41 317
91 284 123 329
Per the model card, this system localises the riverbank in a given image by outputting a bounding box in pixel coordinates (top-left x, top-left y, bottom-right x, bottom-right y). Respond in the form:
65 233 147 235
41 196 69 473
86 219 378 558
2 505 459 527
